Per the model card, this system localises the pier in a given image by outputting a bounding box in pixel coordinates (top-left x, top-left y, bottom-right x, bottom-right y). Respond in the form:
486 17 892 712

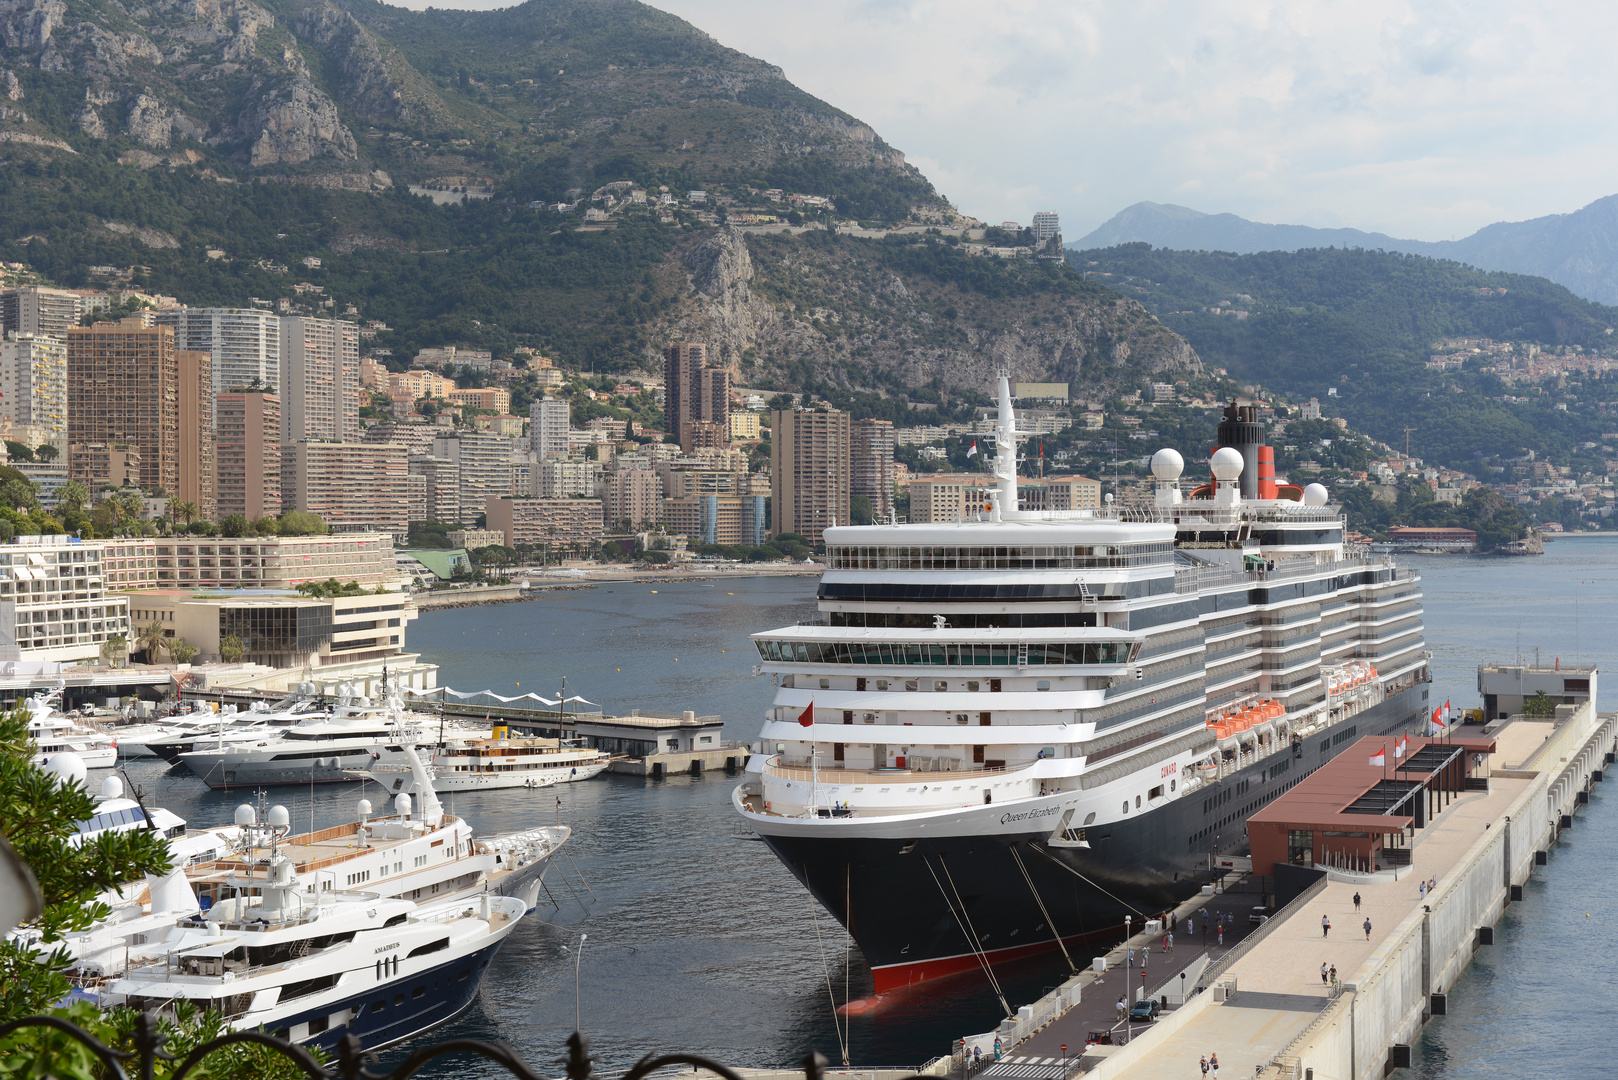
442 701 751 777
957 663 1610 1080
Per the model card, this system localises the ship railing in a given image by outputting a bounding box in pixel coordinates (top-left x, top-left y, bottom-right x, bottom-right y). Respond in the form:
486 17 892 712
765 760 1015 784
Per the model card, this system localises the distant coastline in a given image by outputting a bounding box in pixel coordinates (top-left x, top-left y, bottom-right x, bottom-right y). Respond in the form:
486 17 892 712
414 565 820 610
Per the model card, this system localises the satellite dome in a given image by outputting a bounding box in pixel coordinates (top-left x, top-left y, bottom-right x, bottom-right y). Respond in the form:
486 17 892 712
42 752 87 788
99 775 124 800
267 804 290 828
1303 483 1330 506
1209 446 1245 481
1150 448 1185 481
395 793 413 818
358 799 373 817
234 803 256 827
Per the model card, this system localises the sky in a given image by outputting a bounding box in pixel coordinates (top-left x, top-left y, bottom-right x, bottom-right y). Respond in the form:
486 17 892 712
387 0 1618 242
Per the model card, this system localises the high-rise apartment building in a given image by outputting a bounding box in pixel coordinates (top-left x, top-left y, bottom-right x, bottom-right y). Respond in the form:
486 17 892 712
663 342 731 451
0 534 130 663
1 287 81 338
282 441 410 536
851 418 895 523
598 468 661 531
530 396 571 458
68 443 143 491
407 452 460 524
280 317 359 444
534 457 602 500
432 432 513 517
67 319 211 499
0 332 67 451
664 494 766 546
770 407 850 544
177 348 216 520
1032 211 1061 243
485 496 604 549
156 308 281 423
215 389 281 520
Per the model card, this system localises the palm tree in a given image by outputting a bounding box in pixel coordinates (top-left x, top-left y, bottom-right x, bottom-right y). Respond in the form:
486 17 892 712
100 633 128 669
134 621 167 664
169 500 199 528
57 481 89 515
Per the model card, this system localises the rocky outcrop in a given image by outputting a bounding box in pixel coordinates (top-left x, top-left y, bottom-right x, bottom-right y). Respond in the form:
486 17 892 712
1 68 20 100
103 220 179 248
289 2 413 122
0 0 66 52
239 75 357 166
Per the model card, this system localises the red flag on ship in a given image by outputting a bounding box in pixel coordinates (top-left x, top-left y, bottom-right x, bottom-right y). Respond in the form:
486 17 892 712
798 700 814 727
1370 745 1386 767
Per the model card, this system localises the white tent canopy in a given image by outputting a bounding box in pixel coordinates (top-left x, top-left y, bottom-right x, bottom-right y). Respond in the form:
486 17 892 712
401 686 598 708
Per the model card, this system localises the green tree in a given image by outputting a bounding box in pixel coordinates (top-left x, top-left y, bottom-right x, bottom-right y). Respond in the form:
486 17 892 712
218 634 245 663
168 500 199 528
56 481 89 515
167 639 199 665
1523 690 1557 718
277 510 328 536
33 444 58 463
3 441 33 463
0 703 172 1018
218 514 250 537
134 621 167 664
100 633 127 668
0 479 37 512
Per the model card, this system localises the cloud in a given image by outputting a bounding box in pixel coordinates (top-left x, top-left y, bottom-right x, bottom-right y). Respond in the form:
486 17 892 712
384 0 1618 241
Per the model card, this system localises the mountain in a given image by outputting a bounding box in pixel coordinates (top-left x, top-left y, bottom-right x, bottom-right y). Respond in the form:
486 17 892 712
0 0 1204 403
1075 197 1618 306
1068 243 1618 472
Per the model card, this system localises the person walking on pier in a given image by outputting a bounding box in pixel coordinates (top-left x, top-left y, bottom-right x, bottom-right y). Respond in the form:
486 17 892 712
1322 913 1332 938
1117 995 1127 1023
1364 917 1373 940
1200 1055 1209 1077
1217 922 1224 946
1353 891 1362 912
1209 1051 1219 1078
1330 964 1339 989
1321 962 1329 986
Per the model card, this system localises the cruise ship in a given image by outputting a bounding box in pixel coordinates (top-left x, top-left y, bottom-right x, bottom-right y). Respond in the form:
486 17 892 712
733 379 1429 994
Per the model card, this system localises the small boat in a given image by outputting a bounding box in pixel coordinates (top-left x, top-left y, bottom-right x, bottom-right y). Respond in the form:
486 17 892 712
26 683 117 769
364 734 611 793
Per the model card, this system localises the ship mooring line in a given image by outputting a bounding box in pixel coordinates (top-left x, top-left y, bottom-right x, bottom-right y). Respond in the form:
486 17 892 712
1010 844 1076 974
1028 843 1150 919
932 854 1013 1016
805 871 850 1066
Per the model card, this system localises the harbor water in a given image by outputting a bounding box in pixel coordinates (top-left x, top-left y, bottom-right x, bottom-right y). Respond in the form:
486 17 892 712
120 538 1618 1076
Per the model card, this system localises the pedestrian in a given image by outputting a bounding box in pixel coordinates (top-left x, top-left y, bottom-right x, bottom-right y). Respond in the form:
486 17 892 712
1169 931 1175 952
1330 964 1338 988
1363 917 1372 940
1419 880 1426 900
1210 1051 1219 1078
972 1047 981 1071
1320 962 1328 985
1117 995 1127 1022
1429 876 1436 892
1322 913 1331 938
1186 916 1193 938
993 1037 1002 1062
1162 933 1168 952
1217 923 1224 945
1200 1054 1209 1076
1353 891 1362 912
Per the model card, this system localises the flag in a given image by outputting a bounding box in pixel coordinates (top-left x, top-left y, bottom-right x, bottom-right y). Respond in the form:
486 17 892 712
1431 707 1446 730
797 700 814 727
966 441 978 458
1370 745 1386 767
1396 735 1408 760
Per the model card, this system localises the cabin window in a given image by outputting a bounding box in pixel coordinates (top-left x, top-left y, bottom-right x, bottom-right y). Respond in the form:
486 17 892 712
1135 795 1142 809
1036 680 1050 691
819 678 830 690
933 680 948 692
1149 785 1164 800
967 680 980 692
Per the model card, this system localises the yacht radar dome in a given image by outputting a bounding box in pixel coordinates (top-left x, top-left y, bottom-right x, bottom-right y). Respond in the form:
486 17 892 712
1209 446 1245 481
395 793 412 818
99 775 123 800
1150 448 1185 480
266 804 290 828
43 752 87 787
234 804 256 827
1303 483 1329 506
357 799 372 817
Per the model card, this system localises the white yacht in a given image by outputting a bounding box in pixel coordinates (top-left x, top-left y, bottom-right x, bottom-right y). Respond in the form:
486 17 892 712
25 683 117 769
105 804 527 1054
734 378 1430 993
176 684 487 789
364 734 611 793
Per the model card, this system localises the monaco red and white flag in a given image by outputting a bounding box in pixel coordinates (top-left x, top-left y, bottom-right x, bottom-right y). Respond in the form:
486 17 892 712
1370 744 1387 767
966 441 979 458
1431 706 1446 730
1396 735 1409 760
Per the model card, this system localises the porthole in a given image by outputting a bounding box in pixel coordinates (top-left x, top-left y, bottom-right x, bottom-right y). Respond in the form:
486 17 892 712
1135 795 1141 809
1122 801 1129 814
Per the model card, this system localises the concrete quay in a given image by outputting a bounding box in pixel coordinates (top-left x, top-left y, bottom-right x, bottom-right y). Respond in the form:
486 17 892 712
981 699 1615 1080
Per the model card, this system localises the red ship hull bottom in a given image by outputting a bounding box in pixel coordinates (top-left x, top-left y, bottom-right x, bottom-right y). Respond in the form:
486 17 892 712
869 925 1122 995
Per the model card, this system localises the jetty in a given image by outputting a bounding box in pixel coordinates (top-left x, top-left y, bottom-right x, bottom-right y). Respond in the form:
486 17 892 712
943 661 1610 1080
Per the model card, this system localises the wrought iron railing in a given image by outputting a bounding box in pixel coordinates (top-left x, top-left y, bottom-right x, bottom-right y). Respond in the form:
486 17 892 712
0 1015 926 1080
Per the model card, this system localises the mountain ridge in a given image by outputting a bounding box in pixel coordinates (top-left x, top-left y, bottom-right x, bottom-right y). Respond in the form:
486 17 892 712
1075 197 1618 306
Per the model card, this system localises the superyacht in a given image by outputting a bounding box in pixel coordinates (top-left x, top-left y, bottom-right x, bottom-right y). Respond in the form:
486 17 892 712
733 379 1429 993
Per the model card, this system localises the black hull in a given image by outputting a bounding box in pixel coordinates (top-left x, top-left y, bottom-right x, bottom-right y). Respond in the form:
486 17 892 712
759 684 1427 991
268 938 505 1054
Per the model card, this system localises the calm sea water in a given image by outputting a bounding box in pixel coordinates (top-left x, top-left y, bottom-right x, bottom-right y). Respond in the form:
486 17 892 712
122 539 1618 1075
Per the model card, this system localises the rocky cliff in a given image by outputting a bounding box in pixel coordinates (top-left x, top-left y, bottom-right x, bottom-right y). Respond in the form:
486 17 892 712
659 228 1198 396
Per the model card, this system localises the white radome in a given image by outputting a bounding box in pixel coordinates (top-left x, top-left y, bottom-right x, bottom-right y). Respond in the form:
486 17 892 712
1209 446 1245 480
1303 483 1330 506
1150 448 1185 481
43 752 88 788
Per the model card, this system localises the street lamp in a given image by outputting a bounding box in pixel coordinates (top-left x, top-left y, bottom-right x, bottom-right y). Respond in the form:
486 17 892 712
1123 915 1132 1044
563 932 589 1033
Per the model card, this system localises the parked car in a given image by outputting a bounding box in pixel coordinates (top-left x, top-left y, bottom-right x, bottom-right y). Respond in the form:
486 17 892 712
1128 998 1161 1022
1249 905 1272 924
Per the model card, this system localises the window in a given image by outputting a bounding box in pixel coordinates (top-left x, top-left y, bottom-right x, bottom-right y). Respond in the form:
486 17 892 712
933 680 947 692
967 681 980 692
1036 680 1050 691
1135 795 1142 808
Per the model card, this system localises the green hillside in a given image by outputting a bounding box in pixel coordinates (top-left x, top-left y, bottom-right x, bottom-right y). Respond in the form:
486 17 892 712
1068 244 1618 474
